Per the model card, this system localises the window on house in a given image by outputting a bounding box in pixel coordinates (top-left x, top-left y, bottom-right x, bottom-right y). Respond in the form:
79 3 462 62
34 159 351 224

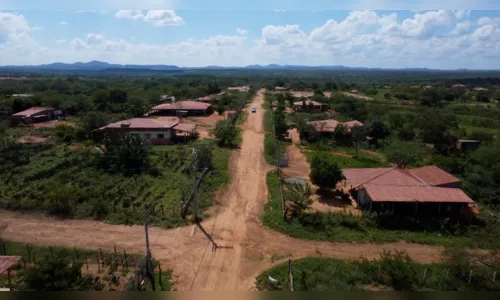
157 134 165 139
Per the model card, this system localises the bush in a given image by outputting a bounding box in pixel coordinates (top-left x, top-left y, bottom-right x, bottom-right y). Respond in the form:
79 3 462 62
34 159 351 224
310 152 343 189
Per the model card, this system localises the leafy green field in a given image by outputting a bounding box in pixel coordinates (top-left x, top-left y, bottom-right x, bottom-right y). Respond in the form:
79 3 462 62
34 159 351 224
304 149 389 168
256 251 500 291
262 171 500 249
0 142 231 228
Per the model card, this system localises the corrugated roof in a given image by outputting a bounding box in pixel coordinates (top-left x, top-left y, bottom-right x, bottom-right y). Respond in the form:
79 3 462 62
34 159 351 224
0 256 20 274
12 107 54 117
343 168 425 188
363 185 474 203
173 123 196 132
343 120 365 128
409 165 461 186
99 118 179 130
152 101 211 111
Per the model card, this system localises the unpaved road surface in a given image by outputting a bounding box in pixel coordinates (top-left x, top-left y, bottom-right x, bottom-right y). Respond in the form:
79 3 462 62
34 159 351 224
0 90 446 291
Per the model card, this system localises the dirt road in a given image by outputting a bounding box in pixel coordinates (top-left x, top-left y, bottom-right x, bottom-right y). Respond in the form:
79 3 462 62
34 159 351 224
0 90 447 291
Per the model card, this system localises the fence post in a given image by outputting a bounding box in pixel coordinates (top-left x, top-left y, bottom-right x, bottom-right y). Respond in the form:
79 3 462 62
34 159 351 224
96 253 101 272
468 270 473 284
26 243 31 263
288 259 294 291
355 265 359 277
49 246 54 259
159 263 165 291
493 271 497 283
377 265 381 279
74 247 79 260
422 268 428 285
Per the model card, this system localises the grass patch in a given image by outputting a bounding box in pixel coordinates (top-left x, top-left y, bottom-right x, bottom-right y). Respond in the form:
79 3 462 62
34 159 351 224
256 254 500 291
305 149 389 168
262 171 500 249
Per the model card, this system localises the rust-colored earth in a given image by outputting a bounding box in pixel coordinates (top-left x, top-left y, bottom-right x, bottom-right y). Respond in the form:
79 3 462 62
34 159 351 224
0 90 449 291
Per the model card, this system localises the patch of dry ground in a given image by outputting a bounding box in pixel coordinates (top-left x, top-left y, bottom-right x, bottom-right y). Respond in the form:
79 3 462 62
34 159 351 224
17 136 47 144
342 92 374 101
0 90 448 291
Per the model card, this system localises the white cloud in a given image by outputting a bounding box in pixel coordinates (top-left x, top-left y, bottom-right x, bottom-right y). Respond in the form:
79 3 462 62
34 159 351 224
2 10 500 69
236 28 248 35
59 21 68 25
116 10 183 26
55 39 66 44
115 10 144 21
143 10 183 27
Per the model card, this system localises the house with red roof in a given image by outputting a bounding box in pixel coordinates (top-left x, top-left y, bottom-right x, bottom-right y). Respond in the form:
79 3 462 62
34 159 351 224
92 118 196 145
150 100 212 116
11 107 55 125
293 100 328 112
342 165 475 216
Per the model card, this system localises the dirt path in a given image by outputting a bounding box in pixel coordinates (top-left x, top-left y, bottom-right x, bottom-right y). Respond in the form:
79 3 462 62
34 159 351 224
0 90 448 291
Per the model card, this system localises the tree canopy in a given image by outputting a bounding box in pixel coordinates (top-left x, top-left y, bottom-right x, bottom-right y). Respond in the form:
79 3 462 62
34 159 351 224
310 152 344 189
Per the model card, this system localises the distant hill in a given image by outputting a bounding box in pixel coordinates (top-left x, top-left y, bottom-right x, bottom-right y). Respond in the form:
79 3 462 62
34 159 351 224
0 61 498 72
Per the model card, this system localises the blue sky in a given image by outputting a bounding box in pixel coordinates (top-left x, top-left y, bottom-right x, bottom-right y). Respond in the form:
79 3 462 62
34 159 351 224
1 2 500 68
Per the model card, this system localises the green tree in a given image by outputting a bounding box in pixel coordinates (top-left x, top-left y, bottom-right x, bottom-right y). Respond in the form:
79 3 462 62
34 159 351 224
127 96 149 117
98 134 151 175
274 110 288 136
80 111 110 132
213 120 237 147
367 119 390 144
284 182 312 218
20 257 90 291
417 113 459 155
310 152 343 190
91 89 110 110
351 125 366 158
385 140 427 168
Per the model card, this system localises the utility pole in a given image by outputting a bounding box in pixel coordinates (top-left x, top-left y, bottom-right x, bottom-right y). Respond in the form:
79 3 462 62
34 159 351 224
193 142 199 222
143 207 156 291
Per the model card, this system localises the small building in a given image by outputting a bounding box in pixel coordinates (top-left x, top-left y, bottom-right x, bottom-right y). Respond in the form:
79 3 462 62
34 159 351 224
457 140 480 152
452 84 466 88
195 96 215 103
0 256 21 289
342 166 474 216
11 107 55 126
275 86 291 92
293 100 327 112
227 86 251 92
92 118 196 145
159 95 175 102
224 110 237 120
473 87 488 92
150 101 212 116
307 119 364 134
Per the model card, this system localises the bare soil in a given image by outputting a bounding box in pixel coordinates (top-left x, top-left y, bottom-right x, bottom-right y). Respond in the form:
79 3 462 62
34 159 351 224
0 90 449 291
32 120 75 128
342 92 374 102
17 136 47 144
181 112 224 140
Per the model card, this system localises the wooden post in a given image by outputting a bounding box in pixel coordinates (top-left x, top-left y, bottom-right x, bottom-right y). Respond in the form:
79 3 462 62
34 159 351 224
377 265 381 279
26 243 31 263
99 248 104 263
86 259 89 271
355 265 359 277
7 269 12 289
422 268 428 284
468 270 473 284
493 271 497 282
96 253 101 272
49 246 54 259
74 247 79 260
21 257 27 270
158 264 165 291
288 259 294 291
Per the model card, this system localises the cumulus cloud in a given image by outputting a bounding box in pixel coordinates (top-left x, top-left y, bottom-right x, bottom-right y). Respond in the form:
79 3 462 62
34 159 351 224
59 21 68 25
2 10 500 69
116 10 183 26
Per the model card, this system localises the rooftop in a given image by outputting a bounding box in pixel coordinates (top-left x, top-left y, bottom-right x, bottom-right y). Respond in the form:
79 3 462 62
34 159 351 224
409 165 461 186
11 107 54 117
0 256 21 274
294 100 324 106
307 119 364 133
152 101 211 111
363 185 474 203
99 118 180 130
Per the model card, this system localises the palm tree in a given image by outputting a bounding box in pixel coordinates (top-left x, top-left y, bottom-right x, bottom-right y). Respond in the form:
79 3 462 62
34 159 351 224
284 182 313 218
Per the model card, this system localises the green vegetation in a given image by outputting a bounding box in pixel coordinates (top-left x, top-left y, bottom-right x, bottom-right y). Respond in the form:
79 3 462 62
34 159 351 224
0 239 169 291
263 171 500 249
213 120 238 147
0 140 230 228
257 248 500 291
309 152 343 189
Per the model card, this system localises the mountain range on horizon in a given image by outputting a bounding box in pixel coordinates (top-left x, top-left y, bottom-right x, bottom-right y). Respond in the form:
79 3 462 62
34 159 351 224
0 60 490 72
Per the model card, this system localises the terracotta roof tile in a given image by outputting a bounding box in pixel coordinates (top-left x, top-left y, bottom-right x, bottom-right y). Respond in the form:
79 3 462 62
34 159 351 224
363 185 473 203
343 168 393 187
409 165 461 186
100 118 179 130
152 101 211 111
12 107 54 117
0 256 21 274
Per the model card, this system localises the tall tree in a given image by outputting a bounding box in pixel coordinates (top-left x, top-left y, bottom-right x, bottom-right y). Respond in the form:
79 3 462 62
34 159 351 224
351 125 367 158
385 140 427 168
213 120 238 147
310 152 343 190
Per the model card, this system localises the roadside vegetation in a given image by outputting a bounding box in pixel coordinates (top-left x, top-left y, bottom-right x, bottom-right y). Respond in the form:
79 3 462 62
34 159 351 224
256 248 500 291
0 239 173 291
